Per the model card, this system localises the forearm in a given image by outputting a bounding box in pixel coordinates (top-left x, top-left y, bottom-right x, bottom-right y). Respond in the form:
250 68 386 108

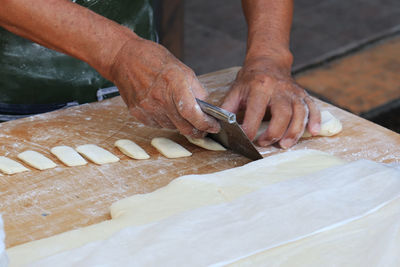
241 0 294 68
0 0 138 79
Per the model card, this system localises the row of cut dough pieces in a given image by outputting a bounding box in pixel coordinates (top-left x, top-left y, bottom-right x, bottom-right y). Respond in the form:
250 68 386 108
0 145 120 175
0 137 226 175
0 110 342 175
49 137 224 167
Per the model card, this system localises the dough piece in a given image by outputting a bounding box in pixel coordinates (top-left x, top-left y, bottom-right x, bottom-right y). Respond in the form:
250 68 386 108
17 151 57 170
76 144 119 165
9 151 400 267
114 139 150 160
0 156 29 174
185 136 226 151
50 146 87 167
302 110 342 137
151 137 192 158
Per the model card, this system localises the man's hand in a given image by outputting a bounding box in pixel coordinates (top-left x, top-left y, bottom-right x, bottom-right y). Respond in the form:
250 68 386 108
222 57 320 149
233 0 321 149
108 37 220 137
0 0 219 138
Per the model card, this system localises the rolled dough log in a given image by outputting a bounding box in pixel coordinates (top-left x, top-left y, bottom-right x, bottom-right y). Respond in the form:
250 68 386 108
17 150 57 170
185 136 226 151
0 156 29 174
114 139 150 160
151 137 192 158
76 144 119 165
9 150 400 266
51 146 87 167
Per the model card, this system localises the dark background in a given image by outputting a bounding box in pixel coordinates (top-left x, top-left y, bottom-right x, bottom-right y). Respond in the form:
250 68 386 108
153 0 399 133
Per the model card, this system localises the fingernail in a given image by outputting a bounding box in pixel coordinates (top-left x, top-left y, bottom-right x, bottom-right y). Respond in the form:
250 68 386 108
258 138 278 147
258 141 271 147
208 124 221 134
191 128 205 138
280 139 294 149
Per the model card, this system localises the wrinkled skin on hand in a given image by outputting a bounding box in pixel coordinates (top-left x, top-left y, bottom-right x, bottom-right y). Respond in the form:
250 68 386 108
222 57 321 149
109 37 220 138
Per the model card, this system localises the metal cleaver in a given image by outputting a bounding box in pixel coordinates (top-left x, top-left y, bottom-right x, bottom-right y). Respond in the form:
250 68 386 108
196 99 263 161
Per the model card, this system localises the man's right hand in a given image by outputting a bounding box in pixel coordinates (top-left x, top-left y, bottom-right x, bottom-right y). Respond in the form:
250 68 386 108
0 0 219 138
108 37 220 138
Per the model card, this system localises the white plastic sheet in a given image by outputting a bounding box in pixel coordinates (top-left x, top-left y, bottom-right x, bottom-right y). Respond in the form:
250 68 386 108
29 158 400 267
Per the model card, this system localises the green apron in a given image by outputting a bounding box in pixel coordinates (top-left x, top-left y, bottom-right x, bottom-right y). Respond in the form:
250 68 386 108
0 0 156 118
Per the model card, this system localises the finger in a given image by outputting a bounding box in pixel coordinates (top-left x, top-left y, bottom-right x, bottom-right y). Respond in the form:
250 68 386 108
241 86 270 140
172 87 220 134
279 98 308 149
153 113 176 129
188 73 221 132
129 107 160 128
257 97 292 147
221 84 242 114
305 96 321 135
167 111 205 138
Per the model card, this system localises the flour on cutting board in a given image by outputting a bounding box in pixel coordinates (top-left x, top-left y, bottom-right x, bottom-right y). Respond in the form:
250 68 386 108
0 134 227 178
2 66 400 258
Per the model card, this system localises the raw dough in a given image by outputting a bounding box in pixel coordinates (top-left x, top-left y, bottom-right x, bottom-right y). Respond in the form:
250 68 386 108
8 150 400 266
303 110 343 137
0 156 29 174
76 144 119 165
114 139 150 160
151 137 192 158
185 136 226 151
51 146 87 167
17 150 57 170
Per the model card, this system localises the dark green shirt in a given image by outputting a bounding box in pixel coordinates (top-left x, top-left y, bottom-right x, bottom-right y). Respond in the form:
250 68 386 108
0 0 156 116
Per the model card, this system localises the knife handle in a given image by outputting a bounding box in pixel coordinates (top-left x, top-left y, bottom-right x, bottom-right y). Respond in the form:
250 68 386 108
196 98 236 124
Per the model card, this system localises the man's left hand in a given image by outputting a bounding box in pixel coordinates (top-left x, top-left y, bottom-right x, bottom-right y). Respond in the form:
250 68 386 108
221 56 321 149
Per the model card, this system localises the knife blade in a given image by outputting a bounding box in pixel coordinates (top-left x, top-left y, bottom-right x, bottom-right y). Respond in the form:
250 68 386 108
196 99 263 161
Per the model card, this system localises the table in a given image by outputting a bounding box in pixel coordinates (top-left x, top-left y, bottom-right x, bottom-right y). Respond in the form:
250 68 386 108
1 67 399 248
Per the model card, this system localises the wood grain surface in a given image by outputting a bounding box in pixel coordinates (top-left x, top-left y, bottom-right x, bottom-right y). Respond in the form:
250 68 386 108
1 67 399 248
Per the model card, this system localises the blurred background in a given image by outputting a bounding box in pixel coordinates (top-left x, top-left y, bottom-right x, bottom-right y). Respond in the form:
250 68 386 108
154 0 400 133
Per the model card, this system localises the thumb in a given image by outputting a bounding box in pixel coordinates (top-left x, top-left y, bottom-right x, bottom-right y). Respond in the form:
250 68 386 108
190 76 209 101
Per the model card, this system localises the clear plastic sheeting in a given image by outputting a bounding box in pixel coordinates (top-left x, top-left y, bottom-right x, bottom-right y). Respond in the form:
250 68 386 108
27 153 400 267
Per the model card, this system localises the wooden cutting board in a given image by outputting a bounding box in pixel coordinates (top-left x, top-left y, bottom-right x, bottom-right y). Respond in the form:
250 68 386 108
1 67 399 248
